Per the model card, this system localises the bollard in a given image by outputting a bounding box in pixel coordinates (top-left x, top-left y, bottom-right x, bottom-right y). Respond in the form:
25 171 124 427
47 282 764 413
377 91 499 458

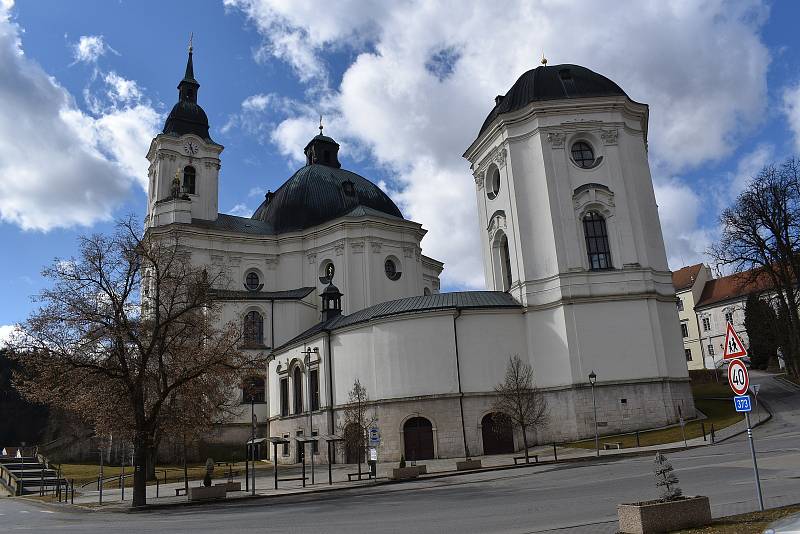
701 422 707 442
156 477 159 499
636 431 641 448
710 423 716 444
71 479 74 505
553 443 558 462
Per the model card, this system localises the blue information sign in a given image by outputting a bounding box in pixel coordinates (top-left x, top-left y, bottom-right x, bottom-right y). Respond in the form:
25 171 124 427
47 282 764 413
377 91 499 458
368 427 380 446
734 395 752 412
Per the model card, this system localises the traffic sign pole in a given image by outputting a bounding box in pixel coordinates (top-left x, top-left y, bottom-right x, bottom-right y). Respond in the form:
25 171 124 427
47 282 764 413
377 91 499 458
744 412 765 511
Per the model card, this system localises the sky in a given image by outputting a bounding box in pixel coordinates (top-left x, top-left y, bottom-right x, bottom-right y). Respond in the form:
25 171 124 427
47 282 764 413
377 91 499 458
1 0 800 340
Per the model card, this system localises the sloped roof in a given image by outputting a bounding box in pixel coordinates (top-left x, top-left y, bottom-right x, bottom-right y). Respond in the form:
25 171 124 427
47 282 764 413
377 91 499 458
672 263 704 292
696 269 774 309
211 287 315 301
275 291 522 352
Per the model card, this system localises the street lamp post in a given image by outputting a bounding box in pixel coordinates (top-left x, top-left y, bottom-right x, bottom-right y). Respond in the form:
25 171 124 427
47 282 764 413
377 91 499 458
589 371 599 457
248 377 257 496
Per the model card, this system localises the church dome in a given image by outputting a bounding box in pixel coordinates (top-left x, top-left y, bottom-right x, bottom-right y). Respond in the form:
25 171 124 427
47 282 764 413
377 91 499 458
479 64 628 135
252 133 403 233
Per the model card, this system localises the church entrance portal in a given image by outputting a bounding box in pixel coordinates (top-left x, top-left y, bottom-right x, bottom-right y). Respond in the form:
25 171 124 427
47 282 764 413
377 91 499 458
403 417 434 461
481 413 514 455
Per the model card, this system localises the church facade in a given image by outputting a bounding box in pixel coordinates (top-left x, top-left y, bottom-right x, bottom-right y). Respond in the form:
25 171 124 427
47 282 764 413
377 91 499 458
145 49 693 464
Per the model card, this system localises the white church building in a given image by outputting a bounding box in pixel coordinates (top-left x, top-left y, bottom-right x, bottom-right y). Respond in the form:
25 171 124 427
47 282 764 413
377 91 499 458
145 49 693 464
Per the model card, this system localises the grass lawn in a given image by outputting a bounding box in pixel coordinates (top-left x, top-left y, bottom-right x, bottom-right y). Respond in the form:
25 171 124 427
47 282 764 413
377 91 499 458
59 460 273 489
672 503 800 533
564 382 744 450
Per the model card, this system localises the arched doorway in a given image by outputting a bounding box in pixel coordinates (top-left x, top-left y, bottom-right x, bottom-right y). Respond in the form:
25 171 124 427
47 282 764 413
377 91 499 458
481 413 514 455
343 423 363 464
403 417 434 461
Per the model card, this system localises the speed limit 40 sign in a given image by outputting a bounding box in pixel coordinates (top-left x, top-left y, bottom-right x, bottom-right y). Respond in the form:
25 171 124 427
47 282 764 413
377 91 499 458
728 358 750 396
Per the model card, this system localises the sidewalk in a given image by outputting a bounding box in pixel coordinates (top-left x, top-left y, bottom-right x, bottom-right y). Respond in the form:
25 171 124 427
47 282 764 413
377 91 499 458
62 405 770 511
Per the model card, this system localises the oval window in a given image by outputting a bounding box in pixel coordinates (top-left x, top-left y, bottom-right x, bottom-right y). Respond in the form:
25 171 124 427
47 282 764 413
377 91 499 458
245 271 260 291
571 141 595 169
486 167 501 200
384 258 401 281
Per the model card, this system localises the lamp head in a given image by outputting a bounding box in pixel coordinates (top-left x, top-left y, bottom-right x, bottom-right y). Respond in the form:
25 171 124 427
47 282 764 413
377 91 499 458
588 370 597 385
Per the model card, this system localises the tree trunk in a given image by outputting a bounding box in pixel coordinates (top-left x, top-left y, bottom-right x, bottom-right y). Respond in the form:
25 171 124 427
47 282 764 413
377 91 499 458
146 443 158 481
132 431 148 507
521 427 529 463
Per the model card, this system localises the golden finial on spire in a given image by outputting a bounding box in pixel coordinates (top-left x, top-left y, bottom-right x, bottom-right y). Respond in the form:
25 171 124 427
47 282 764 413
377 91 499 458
541 52 547 66
319 114 324 135
188 32 194 54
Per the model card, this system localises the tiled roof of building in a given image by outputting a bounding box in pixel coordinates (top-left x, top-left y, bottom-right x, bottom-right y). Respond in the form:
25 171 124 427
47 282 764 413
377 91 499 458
695 269 774 309
672 263 704 291
274 290 522 352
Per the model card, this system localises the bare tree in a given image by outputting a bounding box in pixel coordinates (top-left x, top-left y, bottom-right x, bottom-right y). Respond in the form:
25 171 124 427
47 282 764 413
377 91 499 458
11 218 256 507
492 355 548 463
338 379 377 478
710 158 800 377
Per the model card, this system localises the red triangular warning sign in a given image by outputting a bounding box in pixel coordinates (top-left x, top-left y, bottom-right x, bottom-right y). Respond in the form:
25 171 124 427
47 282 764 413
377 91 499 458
723 322 748 360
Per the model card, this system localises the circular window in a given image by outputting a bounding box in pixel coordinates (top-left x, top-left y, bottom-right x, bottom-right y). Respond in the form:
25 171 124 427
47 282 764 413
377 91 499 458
486 168 501 200
384 258 401 281
325 262 335 280
245 271 260 291
571 141 595 169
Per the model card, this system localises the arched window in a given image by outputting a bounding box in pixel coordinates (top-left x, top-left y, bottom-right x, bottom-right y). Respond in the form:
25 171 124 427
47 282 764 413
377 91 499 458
583 211 611 270
183 166 196 194
292 366 303 414
500 234 512 291
242 376 265 403
243 311 264 346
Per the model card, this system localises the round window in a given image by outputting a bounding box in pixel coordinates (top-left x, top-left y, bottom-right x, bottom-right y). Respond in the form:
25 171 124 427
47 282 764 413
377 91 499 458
571 141 595 169
384 258 401 281
486 168 501 200
245 271 260 291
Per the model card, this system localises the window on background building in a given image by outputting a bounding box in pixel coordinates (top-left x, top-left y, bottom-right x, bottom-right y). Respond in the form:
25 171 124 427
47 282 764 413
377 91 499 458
282 434 289 456
725 311 733 324
182 166 196 194
280 377 289 417
702 317 711 331
311 430 319 455
685 349 692 362
677 299 684 312
243 311 264 346
680 323 689 338
708 344 715 356
310 369 320 411
583 211 612 270
293 366 303 414
242 376 265 403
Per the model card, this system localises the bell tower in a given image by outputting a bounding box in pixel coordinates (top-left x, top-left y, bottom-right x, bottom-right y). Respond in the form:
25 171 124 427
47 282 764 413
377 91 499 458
145 41 223 228
463 62 688 391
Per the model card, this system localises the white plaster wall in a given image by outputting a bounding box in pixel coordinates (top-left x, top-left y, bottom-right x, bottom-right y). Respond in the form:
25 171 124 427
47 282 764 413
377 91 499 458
456 311 528 392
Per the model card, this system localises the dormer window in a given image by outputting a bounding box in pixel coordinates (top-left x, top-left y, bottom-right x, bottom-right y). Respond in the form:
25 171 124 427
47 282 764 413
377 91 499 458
182 166 196 194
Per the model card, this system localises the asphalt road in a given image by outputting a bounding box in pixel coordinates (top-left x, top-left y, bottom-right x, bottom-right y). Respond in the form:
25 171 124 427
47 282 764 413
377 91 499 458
2 371 798 533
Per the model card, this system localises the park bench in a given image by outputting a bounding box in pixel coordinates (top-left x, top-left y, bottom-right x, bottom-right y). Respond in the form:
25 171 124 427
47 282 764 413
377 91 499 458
513 455 538 465
347 472 373 481
603 442 623 450
175 487 187 496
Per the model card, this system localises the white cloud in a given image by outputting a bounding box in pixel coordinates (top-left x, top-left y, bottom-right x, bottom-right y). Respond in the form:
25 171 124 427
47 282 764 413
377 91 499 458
71 35 117 64
654 179 713 269
784 82 800 153
230 0 771 288
0 324 17 347
0 13 159 231
228 203 252 217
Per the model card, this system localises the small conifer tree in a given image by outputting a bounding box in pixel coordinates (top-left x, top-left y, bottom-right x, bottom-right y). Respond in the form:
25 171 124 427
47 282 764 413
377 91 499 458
653 452 682 501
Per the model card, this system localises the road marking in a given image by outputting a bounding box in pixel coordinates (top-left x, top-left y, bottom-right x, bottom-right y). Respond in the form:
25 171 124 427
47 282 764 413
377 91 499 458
18 510 30 513
39 510 55 514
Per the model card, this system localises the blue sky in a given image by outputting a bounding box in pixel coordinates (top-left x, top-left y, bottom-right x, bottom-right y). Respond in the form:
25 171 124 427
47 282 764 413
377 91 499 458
1 0 800 335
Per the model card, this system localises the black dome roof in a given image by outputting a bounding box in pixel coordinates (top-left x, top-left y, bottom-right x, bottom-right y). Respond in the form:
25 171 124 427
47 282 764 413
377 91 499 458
479 64 628 134
162 49 213 142
251 163 404 234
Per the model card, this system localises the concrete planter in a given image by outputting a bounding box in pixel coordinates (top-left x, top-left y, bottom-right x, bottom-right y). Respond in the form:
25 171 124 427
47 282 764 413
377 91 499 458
456 459 483 471
189 485 227 501
414 464 427 474
389 467 421 480
618 496 711 533
214 481 242 492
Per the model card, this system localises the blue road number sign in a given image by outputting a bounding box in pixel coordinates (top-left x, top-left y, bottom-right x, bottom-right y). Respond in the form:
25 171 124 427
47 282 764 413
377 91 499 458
734 395 752 412
368 427 380 445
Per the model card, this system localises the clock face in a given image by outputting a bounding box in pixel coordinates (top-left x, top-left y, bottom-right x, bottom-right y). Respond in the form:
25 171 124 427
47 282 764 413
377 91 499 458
183 141 198 155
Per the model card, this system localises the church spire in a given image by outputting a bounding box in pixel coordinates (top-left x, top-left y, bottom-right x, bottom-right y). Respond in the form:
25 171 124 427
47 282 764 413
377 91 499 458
178 35 199 104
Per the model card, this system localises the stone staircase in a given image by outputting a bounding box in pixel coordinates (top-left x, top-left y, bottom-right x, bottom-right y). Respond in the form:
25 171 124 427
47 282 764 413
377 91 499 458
0 455 67 496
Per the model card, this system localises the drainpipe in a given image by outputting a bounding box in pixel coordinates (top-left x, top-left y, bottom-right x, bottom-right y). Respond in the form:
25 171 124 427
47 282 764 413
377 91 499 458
324 329 335 444
453 308 470 460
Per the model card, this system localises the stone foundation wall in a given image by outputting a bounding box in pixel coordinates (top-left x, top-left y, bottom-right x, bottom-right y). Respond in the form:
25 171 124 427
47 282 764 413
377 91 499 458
217 379 694 463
